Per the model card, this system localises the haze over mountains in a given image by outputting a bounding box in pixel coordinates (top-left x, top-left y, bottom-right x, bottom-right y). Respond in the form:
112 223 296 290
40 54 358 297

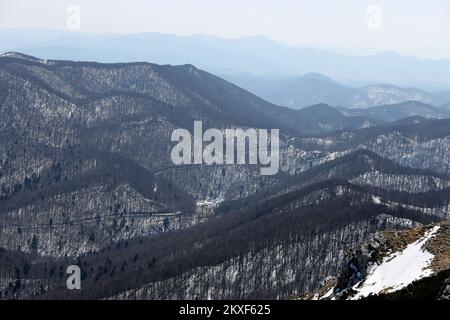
2 28 450 92
1 53 450 299
223 72 450 109
339 101 450 122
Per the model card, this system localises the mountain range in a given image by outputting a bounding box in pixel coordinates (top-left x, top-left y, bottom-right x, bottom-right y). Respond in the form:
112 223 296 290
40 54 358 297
339 101 450 122
2 28 450 91
1 53 450 300
223 72 450 109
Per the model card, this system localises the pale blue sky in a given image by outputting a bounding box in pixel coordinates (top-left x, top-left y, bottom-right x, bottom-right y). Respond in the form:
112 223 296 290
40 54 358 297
1 0 449 59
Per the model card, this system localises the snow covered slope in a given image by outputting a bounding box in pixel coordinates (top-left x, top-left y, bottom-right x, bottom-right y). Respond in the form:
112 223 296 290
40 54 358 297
299 222 450 300
351 226 439 299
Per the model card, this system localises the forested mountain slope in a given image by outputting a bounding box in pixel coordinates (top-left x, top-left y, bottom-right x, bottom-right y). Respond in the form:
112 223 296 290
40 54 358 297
1 54 450 299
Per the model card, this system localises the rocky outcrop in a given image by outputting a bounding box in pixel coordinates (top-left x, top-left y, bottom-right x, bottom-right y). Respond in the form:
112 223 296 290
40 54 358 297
302 222 450 300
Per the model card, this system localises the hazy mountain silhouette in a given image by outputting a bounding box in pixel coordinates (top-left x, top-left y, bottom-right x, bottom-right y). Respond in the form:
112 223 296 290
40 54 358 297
224 73 446 109
2 28 450 91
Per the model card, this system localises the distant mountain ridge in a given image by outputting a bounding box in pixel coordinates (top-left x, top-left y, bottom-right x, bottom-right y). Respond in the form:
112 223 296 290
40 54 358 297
2 28 450 91
223 73 450 109
222 73 350 109
294 103 382 133
339 101 450 122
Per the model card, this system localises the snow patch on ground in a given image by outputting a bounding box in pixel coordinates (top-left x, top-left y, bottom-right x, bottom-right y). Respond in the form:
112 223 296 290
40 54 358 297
320 287 335 300
352 226 440 299
196 197 224 207
372 195 383 204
